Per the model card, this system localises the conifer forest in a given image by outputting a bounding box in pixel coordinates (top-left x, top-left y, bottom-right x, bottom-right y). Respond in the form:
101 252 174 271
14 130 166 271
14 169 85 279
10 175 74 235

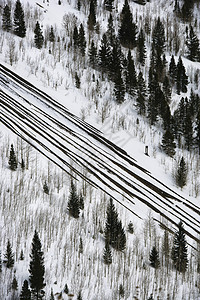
0 0 200 299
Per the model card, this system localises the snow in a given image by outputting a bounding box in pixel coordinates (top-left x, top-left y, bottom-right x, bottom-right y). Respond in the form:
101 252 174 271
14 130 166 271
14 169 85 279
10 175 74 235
0 0 200 299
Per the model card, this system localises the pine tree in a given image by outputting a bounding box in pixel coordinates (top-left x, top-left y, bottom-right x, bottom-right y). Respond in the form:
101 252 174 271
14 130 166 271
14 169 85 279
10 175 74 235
43 180 49 194
12 275 18 291
19 249 24 260
75 72 81 89
89 40 97 68
162 229 170 263
63 283 68 294
21 158 25 170
171 221 188 272
49 26 55 42
184 102 193 151
136 71 146 115
20 280 31 300
29 230 45 299
106 14 115 47
2 4 12 32
137 28 146 65
114 69 125 104
125 50 137 96
128 221 134 234
169 55 177 84
152 17 165 57
104 0 114 11
176 157 187 188
176 56 188 94
103 241 112 264
13 0 26 37
195 110 200 154
163 76 171 103
73 25 79 49
149 246 160 268
79 193 84 210
4 240 14 268
118 0 137 49
77 290 83 300
98 33 111 74
110 39 122 81
87 0 96 30
104 198 126 251
8 144 18 171
78 23 86 56
186 25 200 62
34 21 44 49
161 129 176 157
181 0 193 22
67 181 80 218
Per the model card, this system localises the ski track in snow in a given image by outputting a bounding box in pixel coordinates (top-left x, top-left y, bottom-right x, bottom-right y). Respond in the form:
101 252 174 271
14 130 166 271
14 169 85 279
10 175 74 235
0 63 199 247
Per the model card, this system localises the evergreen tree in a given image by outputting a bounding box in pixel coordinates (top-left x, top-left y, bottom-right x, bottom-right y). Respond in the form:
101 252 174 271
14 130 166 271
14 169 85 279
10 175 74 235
173 97 186 143
149 246 160 268
2 4 12 32
186 25 200 62
20 280 31 300
87 0 96 30
4 240 14 268
125 50 137 96
34 21 44 49
78 23 86 56
176 56 188 94
77 290 83 300
12 275 18 291
19 249 24 260
104 0 114 11
49 26 55 42
110 39 122 80
161 129 176 157
176 157 187 188
8 144 18 171
136 71 146 115
103 241 112 264
127 221 134 234
79 193 84 210
73 25 79 49
43 181 49 194
114 69 125 104
137 28 146 65
63 283 68 294
118 0 137 48
162 229 170 263
21 158 25 170
106 14 115 46
104 198 126 251
77 0 81 11
171 221 188 272
169 55 177 84
163 75 171 103
181 0 193 21
147 77 159 125
152 17 165 57
184 102 193 151
98 33 111 74
13 0 26 38
29 230 45 299
75 72 81 89
67 181 80 218
89 40 98 68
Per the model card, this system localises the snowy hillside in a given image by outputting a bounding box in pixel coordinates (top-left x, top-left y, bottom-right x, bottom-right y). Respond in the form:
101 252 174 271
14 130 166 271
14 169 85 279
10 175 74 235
0 0 200 299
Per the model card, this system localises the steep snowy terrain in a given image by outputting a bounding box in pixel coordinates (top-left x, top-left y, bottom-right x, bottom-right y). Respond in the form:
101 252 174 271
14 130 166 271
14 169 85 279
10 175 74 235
0 0 200 299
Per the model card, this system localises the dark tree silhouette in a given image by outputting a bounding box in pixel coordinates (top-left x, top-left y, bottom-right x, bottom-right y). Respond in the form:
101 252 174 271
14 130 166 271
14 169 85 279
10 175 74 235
161 129 176 157
136 71 146 115
98 33 111 74
87 0 96 30
152 17 165 57
13 0 26 37
4 240 14 268
104 0 114 11
8 144 17 171
67 181 80 218
2 4 12 32
171 221 188 272
176 157 187 188
186 25 200 62
29 230 45 299
169 55 177 84
43 181 49 194
89 40 98 68
78 23 86 56
103 241 112 264
106 14 115 47
34 21 44 49
114 69 125 104
176 56 188 94
118 0 137 48
137 28 146 65
125 50 137 96
20 280 31 300
149 246 160 268
49 26 55 42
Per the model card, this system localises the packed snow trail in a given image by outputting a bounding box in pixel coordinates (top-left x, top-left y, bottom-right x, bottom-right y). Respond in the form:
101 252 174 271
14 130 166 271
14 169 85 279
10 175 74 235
0 63 199 245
